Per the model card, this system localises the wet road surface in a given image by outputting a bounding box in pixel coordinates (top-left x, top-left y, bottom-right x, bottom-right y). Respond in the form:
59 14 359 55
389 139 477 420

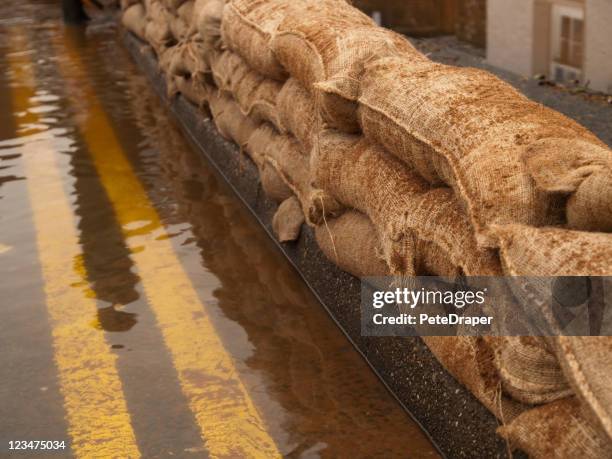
0 1 439 457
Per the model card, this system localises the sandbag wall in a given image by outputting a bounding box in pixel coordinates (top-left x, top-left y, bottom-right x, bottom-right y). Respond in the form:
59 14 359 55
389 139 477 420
121 1 612 457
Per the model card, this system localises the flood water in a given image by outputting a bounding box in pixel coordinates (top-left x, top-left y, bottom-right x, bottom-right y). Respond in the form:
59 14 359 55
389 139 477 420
0 2 439 457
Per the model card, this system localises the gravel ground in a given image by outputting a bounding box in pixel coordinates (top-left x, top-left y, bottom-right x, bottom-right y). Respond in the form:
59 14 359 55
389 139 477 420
411 36 612 148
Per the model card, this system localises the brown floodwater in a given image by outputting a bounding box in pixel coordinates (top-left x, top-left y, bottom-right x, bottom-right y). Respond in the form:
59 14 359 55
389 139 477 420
0 1 440 457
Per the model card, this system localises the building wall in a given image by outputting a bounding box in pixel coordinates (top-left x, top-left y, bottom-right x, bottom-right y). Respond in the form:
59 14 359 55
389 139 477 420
532 0 552 76
456 0 486 47
487 0 535 76
584 0 612 93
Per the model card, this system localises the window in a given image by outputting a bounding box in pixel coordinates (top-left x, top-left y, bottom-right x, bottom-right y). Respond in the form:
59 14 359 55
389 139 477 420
551 4 584 71
557 15 584 68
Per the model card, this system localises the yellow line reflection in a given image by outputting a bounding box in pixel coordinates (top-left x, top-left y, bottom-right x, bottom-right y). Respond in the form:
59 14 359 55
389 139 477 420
54 29 281 458
6 34 141 458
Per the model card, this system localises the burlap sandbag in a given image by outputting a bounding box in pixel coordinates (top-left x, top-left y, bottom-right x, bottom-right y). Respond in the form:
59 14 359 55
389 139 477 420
169 12 190 40
195 0 225 50
122 3 147 41
272 196 304 242
233 69 282 130
493 224 612 277
358 57 606 246
523 138 612 232
555 337 612 443
315 210 389 278
220 0 293 80
247 124 341 225
144 2 176 53
177 0 194 24
209 49 244 90
494 336 572 405
208 91 259 150
175 75 209 108
423 336 525 421
160 0 188 13
209 51 282 129
493 224 612 441
273 4 423 132
244 127 293 202
498 397 612 459
245 121 273 168
313 132 501 276
277 78 317 153
157 45 176 75
168 40 208 78
260 159 293 203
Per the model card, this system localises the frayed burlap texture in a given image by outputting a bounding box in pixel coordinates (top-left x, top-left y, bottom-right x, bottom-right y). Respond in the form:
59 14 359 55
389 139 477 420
313 132 501 276
315 210 389 278
168 40 209 78
209 50 244 89
358 57 608 246
195 0 225 50
277 78 317 153
174 75 209 108
272 196 304 242
248 124 342 225
122 4 148 41
497 397 612 459
523 138 612 232
494 336 572 405
210 50 282 129
221 0 292 80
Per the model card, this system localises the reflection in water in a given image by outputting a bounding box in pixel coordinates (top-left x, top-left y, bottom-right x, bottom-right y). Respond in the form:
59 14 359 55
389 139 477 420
123 68 438 457
0 2 440 456
95 305 138 333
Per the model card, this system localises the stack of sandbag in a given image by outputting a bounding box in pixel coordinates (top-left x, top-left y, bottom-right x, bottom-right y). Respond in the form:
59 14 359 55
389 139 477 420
121 0 225 107
355 58 612 247
121 1 612 456
121 0 147 41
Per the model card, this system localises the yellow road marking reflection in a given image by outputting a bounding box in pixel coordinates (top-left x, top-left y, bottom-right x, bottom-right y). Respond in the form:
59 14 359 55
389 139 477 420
55 29 281 458
6 33 141 458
